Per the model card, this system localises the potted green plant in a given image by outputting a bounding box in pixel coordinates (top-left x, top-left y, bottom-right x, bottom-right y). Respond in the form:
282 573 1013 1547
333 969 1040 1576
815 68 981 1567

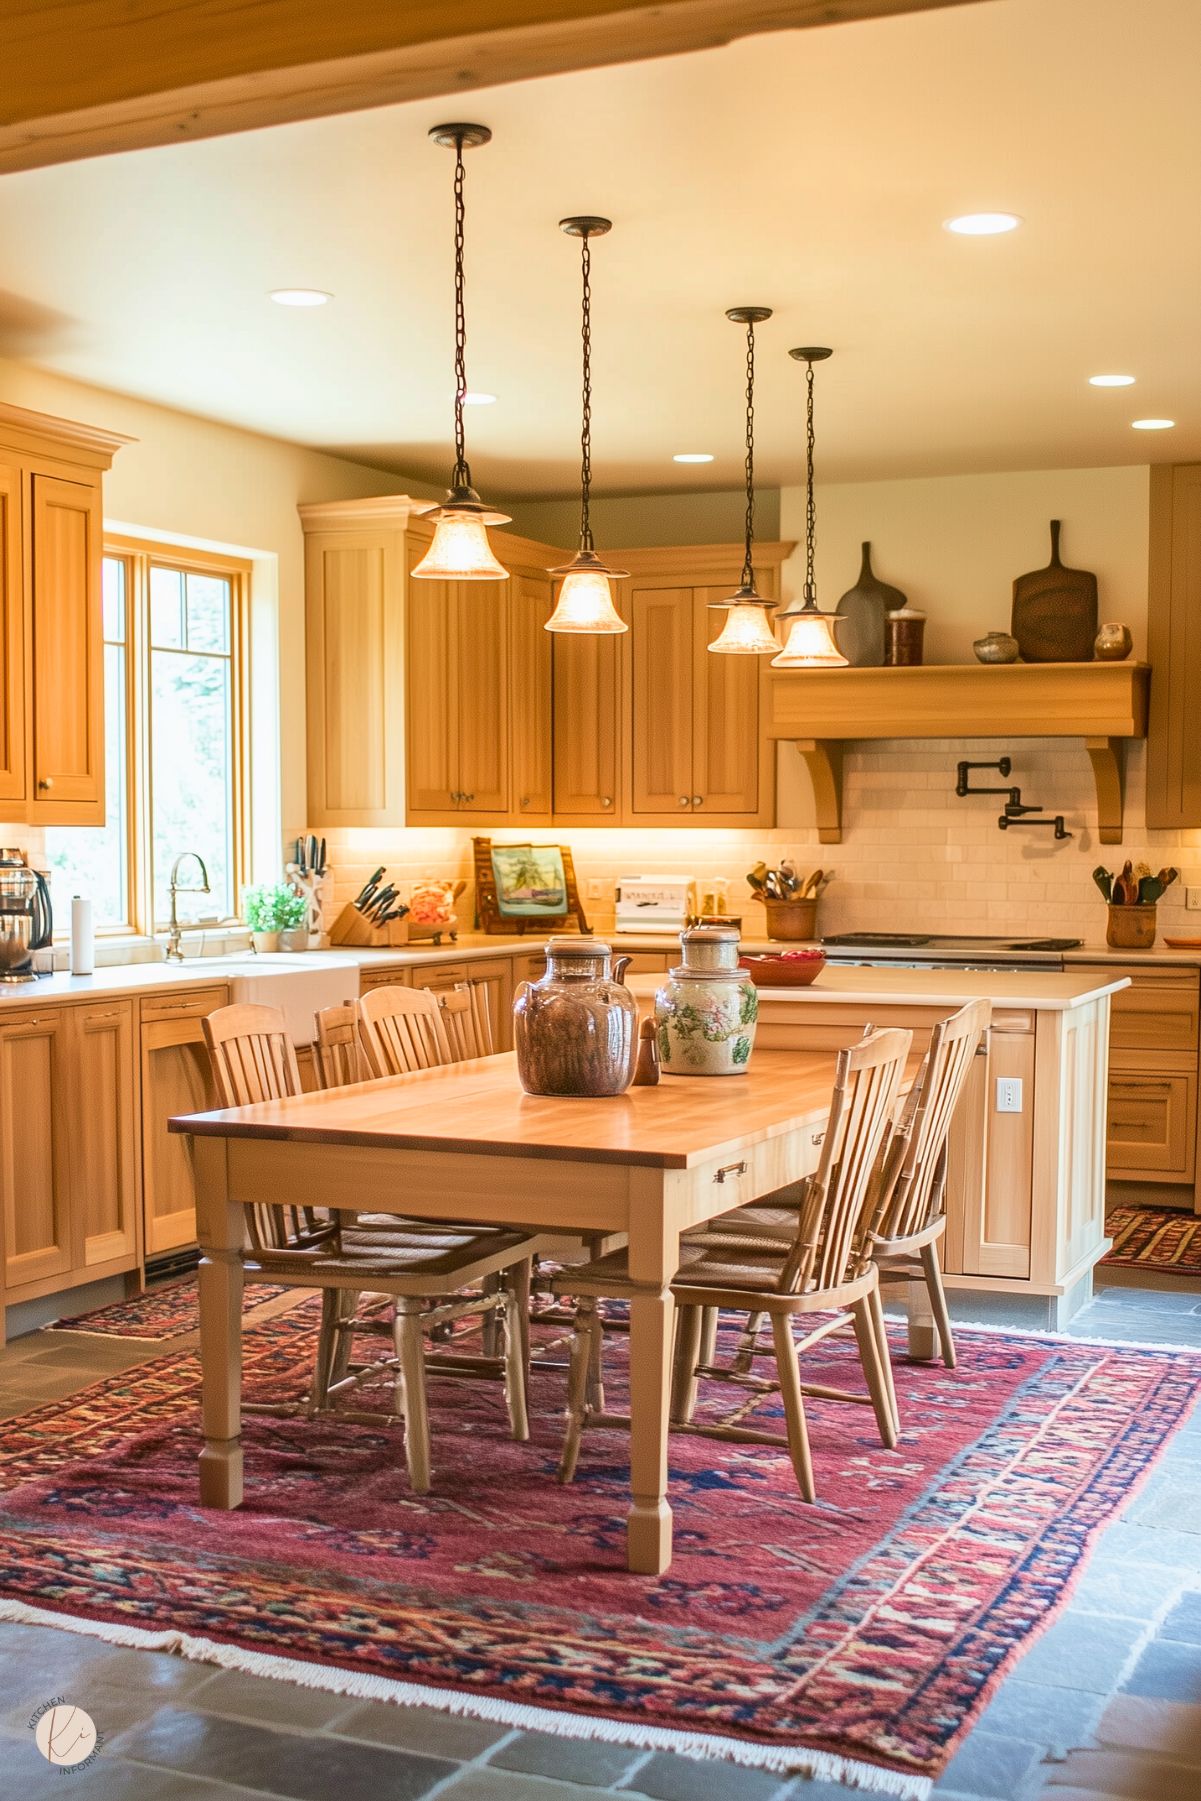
243 883 307 953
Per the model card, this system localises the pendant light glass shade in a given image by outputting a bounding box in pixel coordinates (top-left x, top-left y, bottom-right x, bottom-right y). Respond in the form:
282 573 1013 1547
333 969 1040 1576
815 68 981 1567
771 345 847 669
414 123 511 583
709 306 778 656
545 216 628 634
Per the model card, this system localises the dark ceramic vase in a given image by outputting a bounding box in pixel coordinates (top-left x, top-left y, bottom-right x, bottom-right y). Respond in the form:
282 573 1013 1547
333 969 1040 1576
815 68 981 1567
835 542 907 666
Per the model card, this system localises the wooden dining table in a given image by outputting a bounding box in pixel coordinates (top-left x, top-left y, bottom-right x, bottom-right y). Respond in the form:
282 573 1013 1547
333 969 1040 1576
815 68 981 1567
172 1046 851 1575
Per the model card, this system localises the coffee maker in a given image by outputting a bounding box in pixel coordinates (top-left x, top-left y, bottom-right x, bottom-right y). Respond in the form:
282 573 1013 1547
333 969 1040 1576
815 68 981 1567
0 850 53 983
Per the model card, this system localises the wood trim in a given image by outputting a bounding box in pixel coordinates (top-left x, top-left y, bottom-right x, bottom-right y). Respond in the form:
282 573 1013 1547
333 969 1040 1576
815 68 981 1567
0 4 972 175
0 403 133 468
612 540 794 578
1146 464 1201 829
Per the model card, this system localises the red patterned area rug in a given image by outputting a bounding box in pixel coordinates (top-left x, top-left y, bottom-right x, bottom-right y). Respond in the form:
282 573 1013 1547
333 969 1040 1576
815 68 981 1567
0 1308 1197 1798
1103 1204 1201 1276
45 1277 290 1340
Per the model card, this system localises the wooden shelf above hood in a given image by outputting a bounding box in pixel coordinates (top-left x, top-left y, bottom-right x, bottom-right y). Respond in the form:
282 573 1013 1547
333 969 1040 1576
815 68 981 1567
766 661 1151 845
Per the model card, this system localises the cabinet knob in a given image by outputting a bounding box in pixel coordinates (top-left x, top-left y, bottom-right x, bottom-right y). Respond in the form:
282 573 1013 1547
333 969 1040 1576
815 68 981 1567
520 795 531 808
601 796 613 809
678 796 690 807
463 793 475 804
692 795 704 808
37 778 52 791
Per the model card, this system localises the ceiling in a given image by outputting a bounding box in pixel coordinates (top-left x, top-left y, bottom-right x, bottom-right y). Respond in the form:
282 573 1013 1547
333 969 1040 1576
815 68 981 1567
0 0 1196 497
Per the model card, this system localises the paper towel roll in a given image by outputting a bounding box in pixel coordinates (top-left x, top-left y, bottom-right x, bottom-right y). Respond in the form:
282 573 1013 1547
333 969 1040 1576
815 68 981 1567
70 896 94 975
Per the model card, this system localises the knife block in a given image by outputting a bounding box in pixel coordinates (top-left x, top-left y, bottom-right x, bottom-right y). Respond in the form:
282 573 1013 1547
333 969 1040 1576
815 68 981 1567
329 904 410 949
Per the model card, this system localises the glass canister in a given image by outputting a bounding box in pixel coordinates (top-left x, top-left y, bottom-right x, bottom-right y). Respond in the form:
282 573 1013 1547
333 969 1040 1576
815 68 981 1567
513 937 637 1097
655 926 758 1076
0 863 38 984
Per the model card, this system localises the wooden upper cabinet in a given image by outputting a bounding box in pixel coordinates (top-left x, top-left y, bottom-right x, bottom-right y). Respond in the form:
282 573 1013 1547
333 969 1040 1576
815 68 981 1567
0 462 24 805
1147 464 1201 828
305 530 403 825
630 583 694 816
552 622 622 821
692 581 770 818
404 567 458 815
509 571 553 823
453 580 511 817
29 474 103 817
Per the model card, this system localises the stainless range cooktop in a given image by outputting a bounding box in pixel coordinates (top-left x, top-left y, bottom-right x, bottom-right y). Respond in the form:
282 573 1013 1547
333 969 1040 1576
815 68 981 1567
821 932 1084 968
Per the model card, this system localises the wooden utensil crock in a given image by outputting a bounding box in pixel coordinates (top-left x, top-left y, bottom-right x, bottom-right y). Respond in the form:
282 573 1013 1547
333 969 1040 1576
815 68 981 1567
764 898 818 941
1107 903 1156 950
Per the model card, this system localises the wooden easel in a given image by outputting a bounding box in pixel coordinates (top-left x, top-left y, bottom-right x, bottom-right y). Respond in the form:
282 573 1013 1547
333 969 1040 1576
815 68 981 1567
473 838 590 936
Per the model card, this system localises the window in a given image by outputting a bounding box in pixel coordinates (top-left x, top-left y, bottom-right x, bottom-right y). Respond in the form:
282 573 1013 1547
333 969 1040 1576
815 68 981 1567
45 540 249 937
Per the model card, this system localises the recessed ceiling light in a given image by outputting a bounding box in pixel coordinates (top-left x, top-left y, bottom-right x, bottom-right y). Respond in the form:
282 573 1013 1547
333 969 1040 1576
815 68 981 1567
943 212 1022 236
463 392 496 406
1132 418 1175 430
1089 373 1136 387
269 288 332 307
673 452 714 464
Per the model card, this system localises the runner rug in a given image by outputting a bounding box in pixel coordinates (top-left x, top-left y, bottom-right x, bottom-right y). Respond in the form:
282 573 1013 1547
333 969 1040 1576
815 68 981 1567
1102 1204 1201 1277
45 1277 289 1340
0 1306 1196 1798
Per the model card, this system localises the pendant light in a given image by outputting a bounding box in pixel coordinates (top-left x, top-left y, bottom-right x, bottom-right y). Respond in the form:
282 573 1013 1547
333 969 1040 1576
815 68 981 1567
772 347 848 668
709 306 780 656
546 217 628 634
412 124 511 582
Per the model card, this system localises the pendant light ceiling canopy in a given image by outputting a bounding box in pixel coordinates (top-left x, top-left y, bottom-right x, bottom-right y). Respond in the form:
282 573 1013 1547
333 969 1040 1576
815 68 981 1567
772 346 848 669
709 306 779 656
546 215 628 634
412 123 511 583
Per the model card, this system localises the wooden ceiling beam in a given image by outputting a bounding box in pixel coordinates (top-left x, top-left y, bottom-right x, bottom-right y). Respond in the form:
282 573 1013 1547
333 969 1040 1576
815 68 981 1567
0 0 983 175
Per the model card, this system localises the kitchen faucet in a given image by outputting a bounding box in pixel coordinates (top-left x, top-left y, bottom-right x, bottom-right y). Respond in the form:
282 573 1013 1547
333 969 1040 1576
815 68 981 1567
165 851 211 961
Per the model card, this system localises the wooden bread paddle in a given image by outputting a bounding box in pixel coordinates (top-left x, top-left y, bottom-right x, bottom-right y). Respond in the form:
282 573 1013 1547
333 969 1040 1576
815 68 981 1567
1011 520 1098 662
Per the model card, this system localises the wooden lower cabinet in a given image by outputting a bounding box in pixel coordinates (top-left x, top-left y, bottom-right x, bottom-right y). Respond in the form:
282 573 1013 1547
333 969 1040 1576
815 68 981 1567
139 987 227 1258
1075 962 1200 1197
411 956 515 1052
0 1000 139 1316
1106 1065 1195 1181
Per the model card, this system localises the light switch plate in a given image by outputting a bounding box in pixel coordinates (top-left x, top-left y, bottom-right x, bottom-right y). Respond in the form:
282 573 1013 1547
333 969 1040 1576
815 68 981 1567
1186 887 1201 912
996 1076 1023 1113
586 879 605 900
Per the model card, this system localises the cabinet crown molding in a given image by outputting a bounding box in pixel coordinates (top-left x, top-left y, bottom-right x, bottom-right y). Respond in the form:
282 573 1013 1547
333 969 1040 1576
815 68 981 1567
298 494 437 530
0 401 134 469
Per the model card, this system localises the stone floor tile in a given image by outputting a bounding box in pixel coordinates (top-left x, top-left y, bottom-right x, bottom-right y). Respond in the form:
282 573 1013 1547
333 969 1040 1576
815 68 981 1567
1096 1692 1201 1760
1160 1591 1201 1645
618 1750 785 1799
328 1702 509 1762
1069 1552 1186 1620
106 1705 455 1801
1122 1636 1201 1703
1092 1285 1201 1314
1043 1747 1201 1797
1011 1611 1147 1694
188 1668 352 1730
780 1777 889 1799
936 1729 1045 1800
487 1726 645 1786
1093 1522 1201 1568
1125 1479 1201 1533
971 1676 1104 1756
0 1743 251 1801
83 1647 219 1698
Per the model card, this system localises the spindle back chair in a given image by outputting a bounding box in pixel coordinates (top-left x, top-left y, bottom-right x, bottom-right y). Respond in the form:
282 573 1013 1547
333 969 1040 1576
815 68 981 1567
312 1001 365 1089
356 983 450 1077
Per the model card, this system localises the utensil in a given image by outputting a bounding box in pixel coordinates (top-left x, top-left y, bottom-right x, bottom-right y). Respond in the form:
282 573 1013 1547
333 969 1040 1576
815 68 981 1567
1011 520 1098 663
354 867 385 908
318 837 327 875
1092 866 1113 901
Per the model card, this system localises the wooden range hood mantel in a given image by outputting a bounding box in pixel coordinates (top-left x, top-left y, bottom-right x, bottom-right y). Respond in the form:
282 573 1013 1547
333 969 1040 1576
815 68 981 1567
767 661 1151 845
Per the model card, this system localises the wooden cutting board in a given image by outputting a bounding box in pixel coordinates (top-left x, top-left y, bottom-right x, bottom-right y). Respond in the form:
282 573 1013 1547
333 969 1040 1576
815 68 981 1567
1011 520 1098 662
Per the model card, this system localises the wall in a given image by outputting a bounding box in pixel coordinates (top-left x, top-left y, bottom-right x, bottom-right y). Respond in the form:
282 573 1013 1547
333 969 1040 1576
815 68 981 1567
507 486 780 550
0 357 422 873
317 462 1201 950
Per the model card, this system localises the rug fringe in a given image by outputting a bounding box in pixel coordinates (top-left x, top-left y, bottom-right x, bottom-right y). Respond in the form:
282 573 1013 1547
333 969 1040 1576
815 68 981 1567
0 1597 931 1799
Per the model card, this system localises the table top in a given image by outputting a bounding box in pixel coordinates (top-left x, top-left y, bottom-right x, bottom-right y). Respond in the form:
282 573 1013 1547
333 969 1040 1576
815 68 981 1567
170 1048 849 1170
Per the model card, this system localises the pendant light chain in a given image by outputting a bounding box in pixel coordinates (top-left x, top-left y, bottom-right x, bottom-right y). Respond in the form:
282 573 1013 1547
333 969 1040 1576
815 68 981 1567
579 232 594 553
741 319 757 590
803 355 817 604
451 134 471 492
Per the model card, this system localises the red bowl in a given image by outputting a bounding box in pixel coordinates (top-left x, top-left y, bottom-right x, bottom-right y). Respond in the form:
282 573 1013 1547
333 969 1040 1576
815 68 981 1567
740 949 826 987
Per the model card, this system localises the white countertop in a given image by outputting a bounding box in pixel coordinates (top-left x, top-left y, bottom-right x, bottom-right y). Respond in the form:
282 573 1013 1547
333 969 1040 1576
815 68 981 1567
629 966 1128 1011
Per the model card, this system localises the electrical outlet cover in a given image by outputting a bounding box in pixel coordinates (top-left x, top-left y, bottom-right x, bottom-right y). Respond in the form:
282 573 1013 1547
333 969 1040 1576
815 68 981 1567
1186 887 1201 912
995 1076 1023 1113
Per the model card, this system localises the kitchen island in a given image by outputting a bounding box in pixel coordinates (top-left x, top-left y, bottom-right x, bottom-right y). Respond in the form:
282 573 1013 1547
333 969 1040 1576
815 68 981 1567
631 965 1128 1331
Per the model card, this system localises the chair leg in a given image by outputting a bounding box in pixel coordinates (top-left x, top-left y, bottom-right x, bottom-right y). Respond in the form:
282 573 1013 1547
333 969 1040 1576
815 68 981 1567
769 1312 816 1502
559 1299 597 1484
698 1305 718 1369
732 1310 766 1376
867 1282 901 1439
502 1275 530 1442
480 1272 502 1358
671 1304 703 1425
920 1241 958 1370
851 1297 899 1451
326 1287 360 1392
311 1287 342 1413
585 1305 605 1413
513 1257 532 1384
394 1298 432 1493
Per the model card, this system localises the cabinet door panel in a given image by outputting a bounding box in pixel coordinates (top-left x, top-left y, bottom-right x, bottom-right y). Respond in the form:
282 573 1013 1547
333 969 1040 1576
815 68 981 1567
552 629 620 819
949 1028 1034 1278
0 462 24 805
141 1018 217 1255
405 574 457 814
0 1012 72 1289
73 1002 139 1266
1106 1069 1195 1181
630 584 693 816
307 537 402 823
510 572 553 822
693 584 763 816
453 582 510 815
30 475 103 816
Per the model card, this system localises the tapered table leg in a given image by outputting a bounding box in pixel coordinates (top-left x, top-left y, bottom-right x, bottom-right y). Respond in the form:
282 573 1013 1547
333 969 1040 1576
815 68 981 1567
194 1137 244 1509
625 1173 676 1575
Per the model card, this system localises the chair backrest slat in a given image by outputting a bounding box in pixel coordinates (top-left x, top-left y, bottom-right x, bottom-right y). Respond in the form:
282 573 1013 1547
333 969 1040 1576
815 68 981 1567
868 997 989 1246
780 1025 912 1295
437 981 495 1061
357 984 451 1077
313 1001 364 1089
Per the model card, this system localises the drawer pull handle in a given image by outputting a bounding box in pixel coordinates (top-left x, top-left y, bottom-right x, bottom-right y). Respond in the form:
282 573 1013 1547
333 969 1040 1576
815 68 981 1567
37 777 52 791
714 1160 748 1184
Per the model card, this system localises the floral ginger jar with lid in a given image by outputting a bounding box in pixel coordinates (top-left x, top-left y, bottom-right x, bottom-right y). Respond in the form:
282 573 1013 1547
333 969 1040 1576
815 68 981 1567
655 926 758 1076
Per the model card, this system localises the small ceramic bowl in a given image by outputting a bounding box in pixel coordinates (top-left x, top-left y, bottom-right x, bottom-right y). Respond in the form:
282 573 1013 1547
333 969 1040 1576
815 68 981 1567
739 949 826 987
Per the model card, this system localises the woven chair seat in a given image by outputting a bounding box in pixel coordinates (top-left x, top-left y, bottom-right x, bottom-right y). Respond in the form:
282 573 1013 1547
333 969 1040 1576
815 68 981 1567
554 1239 795 1300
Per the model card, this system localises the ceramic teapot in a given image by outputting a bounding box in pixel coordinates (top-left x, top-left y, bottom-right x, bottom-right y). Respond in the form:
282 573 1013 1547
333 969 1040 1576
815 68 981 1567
655 926 758 1076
